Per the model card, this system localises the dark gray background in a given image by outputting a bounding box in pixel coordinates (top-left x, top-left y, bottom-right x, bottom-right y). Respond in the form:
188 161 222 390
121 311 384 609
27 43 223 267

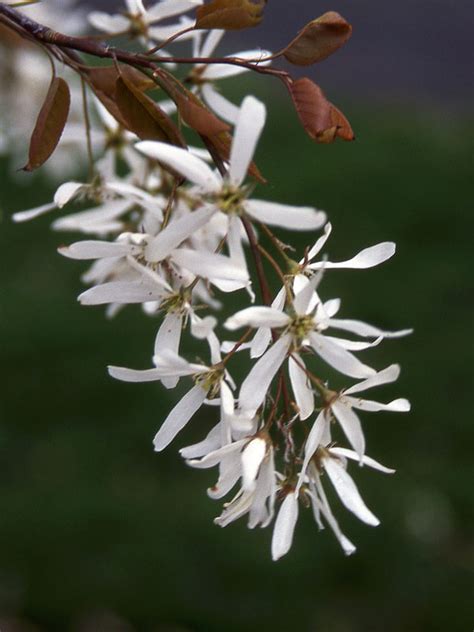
91 0 474 108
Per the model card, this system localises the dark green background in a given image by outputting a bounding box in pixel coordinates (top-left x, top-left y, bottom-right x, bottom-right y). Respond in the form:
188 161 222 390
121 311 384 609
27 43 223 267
0 90 472 631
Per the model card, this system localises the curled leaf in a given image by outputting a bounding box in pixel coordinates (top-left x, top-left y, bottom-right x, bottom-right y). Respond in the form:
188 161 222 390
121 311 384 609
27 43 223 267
175 91 230 136
327 104 355 142
115 74 185 146
283 12 352 65
84 65 155 128
195 0 266 30
23 76 70 171
289 77 354 144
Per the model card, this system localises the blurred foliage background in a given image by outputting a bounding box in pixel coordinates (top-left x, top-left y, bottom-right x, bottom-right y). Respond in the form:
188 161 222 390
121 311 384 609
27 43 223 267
0 1 473 631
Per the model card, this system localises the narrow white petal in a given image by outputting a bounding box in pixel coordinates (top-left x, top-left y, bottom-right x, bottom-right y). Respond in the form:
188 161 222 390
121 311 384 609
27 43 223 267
225 306 290 330
202 84 240 124
105 182 163 209
179 422 222 460
344 364 401 395
331 401 365 459
212 278 249 293
241 438 266 490
52 199 131 232
345 396 411 413
288 354 314 420
323 298 341 318
79 281 166 305
190 314 217 340
13 202 56 223
187 439 246 469
306 488 324 530
271 492 299 561
309 242 396 270
88 12 130 33
296 410 327 492
220 380 235 419
327 318 413 339
239 334 291 415
249 286 286 358
250 327 272 358
323 457 380 526
293 276 320 315
202 49 272 80
120 258 172 292
229 96 266 187
154 311 183 356
54 182 84 207
145 206 215 262
127 0 146 14
154 312 183 389
108 366 167 383
171 248 249 282
306 222 332 261
214 489 253 526
245 199 326 231
248 449 276 528
324 335 383 351
147 0 201 23
309 332 376 379
59 240 139 260
199 29 225 58
153 384 207 451
136 141 221 192
227 215 247 268
208 452 243 499
312 480 356 555
330 448 395 474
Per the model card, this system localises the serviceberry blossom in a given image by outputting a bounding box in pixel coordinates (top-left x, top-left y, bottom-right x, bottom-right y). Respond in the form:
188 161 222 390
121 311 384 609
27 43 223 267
89 0 203 42
2 0 411 560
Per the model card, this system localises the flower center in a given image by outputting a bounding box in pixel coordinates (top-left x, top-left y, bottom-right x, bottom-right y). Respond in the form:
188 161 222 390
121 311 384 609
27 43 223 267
215 184 247 215
289 314 315 347
194 366 224 398
124 12 148 37
160 290 190 315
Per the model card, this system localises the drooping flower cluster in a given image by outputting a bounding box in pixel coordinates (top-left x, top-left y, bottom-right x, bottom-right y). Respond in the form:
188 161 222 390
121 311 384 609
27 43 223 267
2 0 410 560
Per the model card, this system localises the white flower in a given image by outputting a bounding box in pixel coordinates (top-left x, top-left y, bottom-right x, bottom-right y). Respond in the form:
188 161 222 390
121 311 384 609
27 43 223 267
109 330 232 450
225 278 382 418
272 446 395 560
136 96 326 262
89 0 202 40
187 29 272 124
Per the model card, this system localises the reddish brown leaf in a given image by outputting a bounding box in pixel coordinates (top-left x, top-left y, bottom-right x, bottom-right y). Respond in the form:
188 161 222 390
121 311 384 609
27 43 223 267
115 74 185 146
283 12 352 66
174 91 230 136
289 77 354 144
330 105 355 141
84 65 156 128
195 0 266 30
23 76 70 171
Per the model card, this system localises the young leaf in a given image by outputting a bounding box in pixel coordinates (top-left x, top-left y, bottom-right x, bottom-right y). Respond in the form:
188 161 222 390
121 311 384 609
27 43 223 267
289 78 354 144
84 65 155 129
115 74 185 146
195 0 266 30
175 91 230 136
23 77 70 172
283 12 352 66
328 105 355 142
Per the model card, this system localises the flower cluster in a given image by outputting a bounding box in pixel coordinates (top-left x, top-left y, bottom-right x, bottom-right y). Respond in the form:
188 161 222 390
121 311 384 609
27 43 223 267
2 0 410 560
